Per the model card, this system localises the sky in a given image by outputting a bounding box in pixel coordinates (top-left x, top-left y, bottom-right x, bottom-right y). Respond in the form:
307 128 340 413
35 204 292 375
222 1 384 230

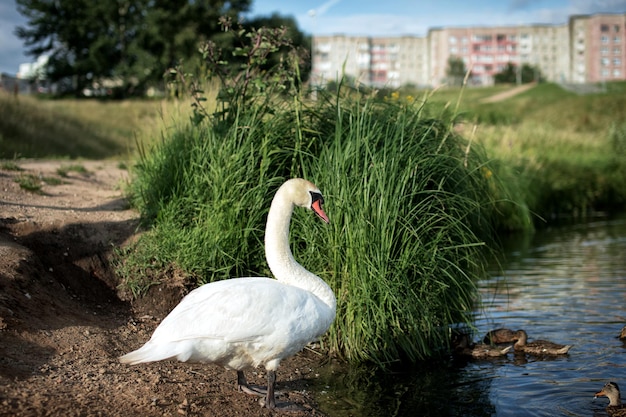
2 0 626 75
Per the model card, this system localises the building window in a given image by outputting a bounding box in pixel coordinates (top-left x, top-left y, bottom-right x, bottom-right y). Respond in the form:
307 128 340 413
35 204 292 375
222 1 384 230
614 69 622 77
601 24 610 32
602 47 609 55
613 58 622 66
601 35 609 44
614 36 621 43
615 25 621 32
601 57 610 66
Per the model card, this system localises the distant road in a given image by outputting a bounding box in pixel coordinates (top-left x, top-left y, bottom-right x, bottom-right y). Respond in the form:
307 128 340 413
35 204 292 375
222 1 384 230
480 82 537 103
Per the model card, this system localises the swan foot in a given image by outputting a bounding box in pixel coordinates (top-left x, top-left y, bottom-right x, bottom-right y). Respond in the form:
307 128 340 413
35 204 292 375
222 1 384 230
236 370 266 396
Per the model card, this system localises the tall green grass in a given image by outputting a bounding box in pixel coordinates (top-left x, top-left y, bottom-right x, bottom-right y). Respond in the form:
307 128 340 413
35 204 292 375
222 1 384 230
120 80 505 365
305 97 498 364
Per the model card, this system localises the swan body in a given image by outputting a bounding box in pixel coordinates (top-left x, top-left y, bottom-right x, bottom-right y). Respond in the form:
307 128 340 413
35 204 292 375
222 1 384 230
595 382 626 417
120 178 335 409
512 329 572 355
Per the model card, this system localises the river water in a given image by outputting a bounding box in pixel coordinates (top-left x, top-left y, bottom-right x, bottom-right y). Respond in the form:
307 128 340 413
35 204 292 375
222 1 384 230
313 215 626 416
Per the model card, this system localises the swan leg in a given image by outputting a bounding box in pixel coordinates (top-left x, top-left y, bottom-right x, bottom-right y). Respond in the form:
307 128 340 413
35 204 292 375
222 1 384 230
260 370 304 411
236 370 266 396
265 370 276 409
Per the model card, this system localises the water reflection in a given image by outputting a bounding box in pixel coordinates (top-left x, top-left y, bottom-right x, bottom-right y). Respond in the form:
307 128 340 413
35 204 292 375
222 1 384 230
314 359 496 417
313 215 626 416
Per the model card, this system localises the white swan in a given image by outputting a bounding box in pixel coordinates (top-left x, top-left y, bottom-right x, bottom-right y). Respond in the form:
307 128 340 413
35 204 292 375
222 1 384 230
119 178 336 409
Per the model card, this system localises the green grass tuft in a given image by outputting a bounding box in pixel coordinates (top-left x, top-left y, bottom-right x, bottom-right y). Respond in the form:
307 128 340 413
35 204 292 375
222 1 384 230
14 174 43 193
1 161 23 171
57 163 89 177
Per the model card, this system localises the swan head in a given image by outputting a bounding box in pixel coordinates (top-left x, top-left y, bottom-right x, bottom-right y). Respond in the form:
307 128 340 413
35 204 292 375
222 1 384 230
281 178 329 223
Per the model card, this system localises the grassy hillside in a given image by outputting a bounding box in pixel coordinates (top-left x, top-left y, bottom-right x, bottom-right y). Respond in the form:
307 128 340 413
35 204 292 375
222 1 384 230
0 92 187 159
406 82 626 228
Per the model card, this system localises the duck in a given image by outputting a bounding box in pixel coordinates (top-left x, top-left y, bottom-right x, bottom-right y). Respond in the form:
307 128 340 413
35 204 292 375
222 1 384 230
595 381 626 417
482 328 518 345
512 329 572 355
452 331 512 358
119 178 336 410
618 325 626 340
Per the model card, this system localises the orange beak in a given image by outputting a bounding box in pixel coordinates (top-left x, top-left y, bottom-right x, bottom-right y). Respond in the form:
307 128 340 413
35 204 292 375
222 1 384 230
311 199 329 223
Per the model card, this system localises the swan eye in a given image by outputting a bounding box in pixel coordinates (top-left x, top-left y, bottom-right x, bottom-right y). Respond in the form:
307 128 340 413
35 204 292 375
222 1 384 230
310 191 324 206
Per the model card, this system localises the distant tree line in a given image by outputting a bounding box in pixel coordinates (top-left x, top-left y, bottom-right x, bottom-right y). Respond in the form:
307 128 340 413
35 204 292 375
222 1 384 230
493 62 542 84
15 0 309 97
446 56 542 86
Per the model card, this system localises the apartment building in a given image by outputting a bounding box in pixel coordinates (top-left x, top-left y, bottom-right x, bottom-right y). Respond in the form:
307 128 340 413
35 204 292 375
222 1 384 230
518 24 570 83
570 13 626 83
428 26 525 86
311 13 626 88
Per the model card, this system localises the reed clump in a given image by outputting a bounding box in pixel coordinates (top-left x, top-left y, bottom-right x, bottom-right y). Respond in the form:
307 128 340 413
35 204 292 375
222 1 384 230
119 22 504 366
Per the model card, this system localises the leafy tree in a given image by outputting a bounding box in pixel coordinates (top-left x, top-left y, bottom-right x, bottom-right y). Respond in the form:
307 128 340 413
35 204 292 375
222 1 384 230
446 56 469 86
15 0 252 96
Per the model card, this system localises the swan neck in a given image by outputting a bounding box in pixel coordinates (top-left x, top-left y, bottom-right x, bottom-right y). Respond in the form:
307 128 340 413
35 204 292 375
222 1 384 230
265 196 294 269
264 193 335 311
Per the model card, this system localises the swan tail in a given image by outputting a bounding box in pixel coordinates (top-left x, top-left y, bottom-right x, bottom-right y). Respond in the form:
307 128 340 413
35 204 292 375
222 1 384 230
119 341 185 365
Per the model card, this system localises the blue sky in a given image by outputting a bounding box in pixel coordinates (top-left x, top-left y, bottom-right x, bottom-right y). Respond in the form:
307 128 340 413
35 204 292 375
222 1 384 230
2 0 626 75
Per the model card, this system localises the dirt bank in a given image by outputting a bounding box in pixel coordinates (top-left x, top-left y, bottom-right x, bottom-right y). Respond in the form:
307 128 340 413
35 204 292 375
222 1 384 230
0 160 328 416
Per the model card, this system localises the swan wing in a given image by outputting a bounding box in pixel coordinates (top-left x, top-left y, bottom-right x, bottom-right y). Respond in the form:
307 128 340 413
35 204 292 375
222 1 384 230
149 277 327 344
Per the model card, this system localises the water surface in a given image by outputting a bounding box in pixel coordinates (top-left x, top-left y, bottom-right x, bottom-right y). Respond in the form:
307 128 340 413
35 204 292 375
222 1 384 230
314 215 626 416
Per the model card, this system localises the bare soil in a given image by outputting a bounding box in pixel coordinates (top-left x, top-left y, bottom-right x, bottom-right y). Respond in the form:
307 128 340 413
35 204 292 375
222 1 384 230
0 160 330 417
